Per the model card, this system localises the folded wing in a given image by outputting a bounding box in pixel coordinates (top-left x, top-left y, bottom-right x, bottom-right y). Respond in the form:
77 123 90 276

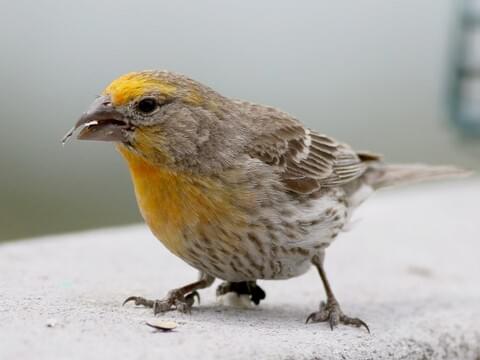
245 112 379 193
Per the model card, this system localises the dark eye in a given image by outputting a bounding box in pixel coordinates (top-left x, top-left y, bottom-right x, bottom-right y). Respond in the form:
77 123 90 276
137 98 158 114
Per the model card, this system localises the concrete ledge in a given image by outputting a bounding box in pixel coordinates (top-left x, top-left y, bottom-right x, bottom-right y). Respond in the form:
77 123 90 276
1 181 479 360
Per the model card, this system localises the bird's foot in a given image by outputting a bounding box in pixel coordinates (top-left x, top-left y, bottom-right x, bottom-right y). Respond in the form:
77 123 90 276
216 281 266 305
123 290 200 315
306 300 369 333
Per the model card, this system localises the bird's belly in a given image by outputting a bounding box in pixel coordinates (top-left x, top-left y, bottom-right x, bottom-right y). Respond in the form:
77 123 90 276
180 233 315 281
179 192 349 281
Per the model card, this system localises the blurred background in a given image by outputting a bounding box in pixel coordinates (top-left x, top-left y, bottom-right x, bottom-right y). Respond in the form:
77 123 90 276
1 0 479 242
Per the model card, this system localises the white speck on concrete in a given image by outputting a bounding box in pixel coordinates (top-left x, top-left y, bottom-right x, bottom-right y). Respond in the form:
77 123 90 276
1 180 479 360
45 318 58 328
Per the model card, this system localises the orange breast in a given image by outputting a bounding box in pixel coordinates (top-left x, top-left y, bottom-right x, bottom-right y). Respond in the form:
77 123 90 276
117 146 248 257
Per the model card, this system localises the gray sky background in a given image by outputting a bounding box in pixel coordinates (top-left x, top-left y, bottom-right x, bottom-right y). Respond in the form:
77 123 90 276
1 0 479 241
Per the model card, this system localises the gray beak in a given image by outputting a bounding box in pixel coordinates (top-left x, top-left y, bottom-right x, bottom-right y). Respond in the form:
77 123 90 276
62 96 130 144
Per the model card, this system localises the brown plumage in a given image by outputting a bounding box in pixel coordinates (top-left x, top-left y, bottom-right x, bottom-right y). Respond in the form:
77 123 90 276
65 70 470 331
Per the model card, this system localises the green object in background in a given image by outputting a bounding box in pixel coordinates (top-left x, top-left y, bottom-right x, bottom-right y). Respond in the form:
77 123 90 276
449 0 480 135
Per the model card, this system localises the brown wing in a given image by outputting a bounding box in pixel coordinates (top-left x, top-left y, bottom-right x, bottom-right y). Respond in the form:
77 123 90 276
243 105 378 193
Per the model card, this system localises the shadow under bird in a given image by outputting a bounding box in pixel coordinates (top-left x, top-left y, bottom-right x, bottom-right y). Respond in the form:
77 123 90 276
63 70 470 332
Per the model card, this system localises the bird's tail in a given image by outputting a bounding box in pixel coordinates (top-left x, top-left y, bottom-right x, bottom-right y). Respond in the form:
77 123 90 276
365 163 472 190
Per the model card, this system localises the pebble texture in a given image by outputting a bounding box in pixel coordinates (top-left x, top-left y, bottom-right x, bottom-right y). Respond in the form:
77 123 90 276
1 180 479 360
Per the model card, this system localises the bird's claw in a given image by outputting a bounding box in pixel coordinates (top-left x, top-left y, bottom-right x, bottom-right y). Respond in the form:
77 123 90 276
122 290 200 315
122 296 154 307
306 300 370 333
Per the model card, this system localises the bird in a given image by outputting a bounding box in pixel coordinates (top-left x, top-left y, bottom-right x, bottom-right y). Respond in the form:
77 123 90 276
63 70 469 331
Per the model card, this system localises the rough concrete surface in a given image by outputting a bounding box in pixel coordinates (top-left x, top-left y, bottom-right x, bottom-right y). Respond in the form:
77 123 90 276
1 180 479 360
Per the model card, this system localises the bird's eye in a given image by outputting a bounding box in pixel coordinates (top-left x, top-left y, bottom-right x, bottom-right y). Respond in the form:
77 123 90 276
137 98 158 114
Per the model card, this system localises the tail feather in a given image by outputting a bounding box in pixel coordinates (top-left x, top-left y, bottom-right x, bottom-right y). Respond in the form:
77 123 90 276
366 164 472 190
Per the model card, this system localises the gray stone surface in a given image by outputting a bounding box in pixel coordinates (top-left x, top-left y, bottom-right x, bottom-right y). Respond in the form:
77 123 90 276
1 180 479 360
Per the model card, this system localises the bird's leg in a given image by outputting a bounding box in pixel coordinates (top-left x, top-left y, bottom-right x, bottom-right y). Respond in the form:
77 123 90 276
306 254 369 332
123 272 215 314
216 281 266 305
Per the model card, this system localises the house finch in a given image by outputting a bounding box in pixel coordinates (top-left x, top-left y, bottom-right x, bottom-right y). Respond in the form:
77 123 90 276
63 70 469 331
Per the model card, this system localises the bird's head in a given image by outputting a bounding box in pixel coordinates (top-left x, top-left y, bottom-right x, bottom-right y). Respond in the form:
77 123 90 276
65 70 248 173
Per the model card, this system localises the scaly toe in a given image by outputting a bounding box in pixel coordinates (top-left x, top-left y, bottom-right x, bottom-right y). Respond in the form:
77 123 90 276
122 296 154 308
123 291 199 315
153 299 175 315
174 300 191 314
306 302 369 332
305 310 329 323
123 295 176 314
340 315 370 333
328 310 340 330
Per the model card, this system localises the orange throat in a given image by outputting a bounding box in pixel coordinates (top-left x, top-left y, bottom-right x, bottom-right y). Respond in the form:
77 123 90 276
117 145 247 257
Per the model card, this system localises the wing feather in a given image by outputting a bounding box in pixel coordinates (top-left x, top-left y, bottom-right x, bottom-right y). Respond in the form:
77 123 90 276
242 104 380 193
